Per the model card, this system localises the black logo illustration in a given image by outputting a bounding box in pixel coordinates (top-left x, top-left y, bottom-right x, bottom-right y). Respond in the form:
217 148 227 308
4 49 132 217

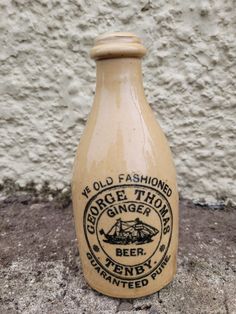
100 218 159 245
84 183 173 281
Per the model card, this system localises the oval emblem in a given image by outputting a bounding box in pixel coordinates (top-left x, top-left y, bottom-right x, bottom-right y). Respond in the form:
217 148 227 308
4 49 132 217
84 184 172 281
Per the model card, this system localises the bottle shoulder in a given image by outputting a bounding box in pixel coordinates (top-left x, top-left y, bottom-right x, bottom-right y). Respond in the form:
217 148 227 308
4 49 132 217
73 99 176 182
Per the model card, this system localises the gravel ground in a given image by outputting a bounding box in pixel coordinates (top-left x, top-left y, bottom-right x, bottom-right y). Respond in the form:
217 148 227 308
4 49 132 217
0 196 235 314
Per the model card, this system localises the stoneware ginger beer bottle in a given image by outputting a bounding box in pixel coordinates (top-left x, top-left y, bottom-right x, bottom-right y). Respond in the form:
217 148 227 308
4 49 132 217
72 32 179 298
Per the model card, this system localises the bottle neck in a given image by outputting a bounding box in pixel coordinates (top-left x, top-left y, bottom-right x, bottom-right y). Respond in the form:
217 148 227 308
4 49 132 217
94 58 146 105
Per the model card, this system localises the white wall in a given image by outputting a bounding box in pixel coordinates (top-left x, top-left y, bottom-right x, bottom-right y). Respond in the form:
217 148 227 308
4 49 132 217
0 0 235 203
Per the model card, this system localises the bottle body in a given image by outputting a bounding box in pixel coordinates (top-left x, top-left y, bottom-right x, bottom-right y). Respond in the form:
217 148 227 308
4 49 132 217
72 40 178 298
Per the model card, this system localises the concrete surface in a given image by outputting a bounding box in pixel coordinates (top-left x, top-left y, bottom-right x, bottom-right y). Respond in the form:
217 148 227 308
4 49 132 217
0 195 235 314
0 0 236 203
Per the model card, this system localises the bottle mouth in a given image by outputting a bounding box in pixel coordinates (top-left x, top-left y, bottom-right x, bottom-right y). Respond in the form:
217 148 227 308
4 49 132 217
90 32 147 60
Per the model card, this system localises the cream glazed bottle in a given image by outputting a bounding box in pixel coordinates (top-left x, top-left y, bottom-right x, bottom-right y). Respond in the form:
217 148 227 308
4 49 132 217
72 32 179 298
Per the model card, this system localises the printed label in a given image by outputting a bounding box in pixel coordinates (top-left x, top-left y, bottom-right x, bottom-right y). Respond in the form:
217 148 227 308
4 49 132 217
83 175 173 288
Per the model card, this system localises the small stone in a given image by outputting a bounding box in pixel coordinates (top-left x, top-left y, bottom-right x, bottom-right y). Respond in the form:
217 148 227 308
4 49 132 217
117 301 133 312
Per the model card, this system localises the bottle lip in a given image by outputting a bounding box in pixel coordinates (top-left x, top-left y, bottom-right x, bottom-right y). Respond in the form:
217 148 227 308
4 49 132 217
90 32 147 60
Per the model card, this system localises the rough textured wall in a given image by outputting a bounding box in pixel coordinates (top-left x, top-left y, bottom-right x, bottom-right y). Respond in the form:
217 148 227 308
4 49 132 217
0 0 235 203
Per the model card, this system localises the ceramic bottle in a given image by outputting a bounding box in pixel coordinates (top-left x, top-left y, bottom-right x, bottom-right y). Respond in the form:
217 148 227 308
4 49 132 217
72 32 179 298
